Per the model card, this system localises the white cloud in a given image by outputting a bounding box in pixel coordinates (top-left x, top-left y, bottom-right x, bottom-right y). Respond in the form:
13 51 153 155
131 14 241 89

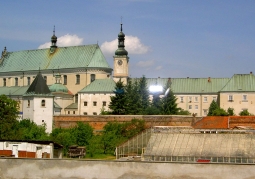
137 60 154 68
38 34 83 49
101 35 149 55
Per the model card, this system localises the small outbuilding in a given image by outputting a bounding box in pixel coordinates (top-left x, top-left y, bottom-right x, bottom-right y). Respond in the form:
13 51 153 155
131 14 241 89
0 140 63 158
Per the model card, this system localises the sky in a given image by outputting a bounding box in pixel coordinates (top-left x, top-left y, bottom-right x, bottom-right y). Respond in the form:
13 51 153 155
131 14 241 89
0 0 255 78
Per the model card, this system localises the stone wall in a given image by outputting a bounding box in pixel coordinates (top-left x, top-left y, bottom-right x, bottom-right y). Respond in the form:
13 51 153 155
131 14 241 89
53 115 201 130
1 158 255 179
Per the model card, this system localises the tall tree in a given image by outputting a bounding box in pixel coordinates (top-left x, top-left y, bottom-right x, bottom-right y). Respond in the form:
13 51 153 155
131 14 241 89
109 79 127 114
207 100 219 116
0 95 19 139
160 84 180 115
138 76 150 114
125 79 142 114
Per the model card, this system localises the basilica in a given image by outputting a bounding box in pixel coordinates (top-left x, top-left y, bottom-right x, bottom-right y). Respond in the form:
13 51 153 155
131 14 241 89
1 24 255 132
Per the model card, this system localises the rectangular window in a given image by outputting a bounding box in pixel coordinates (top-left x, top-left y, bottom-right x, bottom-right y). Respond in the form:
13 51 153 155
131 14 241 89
195 105 198 110
203 97 207 102
84 101 88 106
189 105 192 109
63 75 67 85
103 101 106 106
73 111 75 114
203 109 208 116
76 75 80 84
194 97 198 102
28 100 30 107
93 101 97 106
83 112 87 115
189 97 192 102
228 95 233 102
180 97 184 103
15 77 18 86
243 95 248 101
3 78 6 86
93 112 97 115
27 77 31 86
68 111 70 114
213 97 217 102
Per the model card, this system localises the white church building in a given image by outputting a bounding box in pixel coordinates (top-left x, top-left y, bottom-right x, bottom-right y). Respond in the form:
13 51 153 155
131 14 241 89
0 24 255 132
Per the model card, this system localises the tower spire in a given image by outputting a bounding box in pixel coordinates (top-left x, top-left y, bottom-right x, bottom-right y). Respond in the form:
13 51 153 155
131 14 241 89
115 23 128 56
50 26 57 53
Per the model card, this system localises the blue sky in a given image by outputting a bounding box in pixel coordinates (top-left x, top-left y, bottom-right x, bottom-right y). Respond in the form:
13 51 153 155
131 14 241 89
1 0 255 78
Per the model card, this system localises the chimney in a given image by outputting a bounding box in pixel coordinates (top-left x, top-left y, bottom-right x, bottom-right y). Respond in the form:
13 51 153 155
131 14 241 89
250 71 253 74
208 77 211 82
187 77 189 79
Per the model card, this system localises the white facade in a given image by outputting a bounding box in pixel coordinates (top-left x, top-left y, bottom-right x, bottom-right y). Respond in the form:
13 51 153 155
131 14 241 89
78 93 114 115
0 141 62 158
23 96 54 133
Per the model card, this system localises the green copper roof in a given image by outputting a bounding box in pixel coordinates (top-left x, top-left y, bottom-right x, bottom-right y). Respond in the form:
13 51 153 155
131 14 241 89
65 103 78 109
220 74 255 92
171 78 229 94
0 44 111 73
79 79 115 93
49 83 68 93
0 86 29 96
131 77 229 94
54 101 62 109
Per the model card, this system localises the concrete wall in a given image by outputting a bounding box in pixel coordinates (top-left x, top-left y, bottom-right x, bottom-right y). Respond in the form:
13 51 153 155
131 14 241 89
0 158 255 179
54 115 201 131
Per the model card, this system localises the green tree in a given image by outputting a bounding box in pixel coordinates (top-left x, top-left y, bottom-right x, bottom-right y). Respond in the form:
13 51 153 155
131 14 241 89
125 79 142 114
101 121 125 154
138 76 150 114
0 95 19 139
207 100 219 116
17 119 49 140
109 79 127 114
160 87 180 115
88 135 103 157
227 108 235 116
212 108 229 116
71 122 93 146
177 109 191 115
239 109 251 116
121 119 145 138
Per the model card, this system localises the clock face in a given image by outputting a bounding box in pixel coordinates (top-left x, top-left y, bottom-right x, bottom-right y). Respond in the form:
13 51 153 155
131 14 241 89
118 60 123 66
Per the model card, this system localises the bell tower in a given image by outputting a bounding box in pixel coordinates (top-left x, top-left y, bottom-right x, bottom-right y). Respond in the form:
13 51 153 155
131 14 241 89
113 24 129 84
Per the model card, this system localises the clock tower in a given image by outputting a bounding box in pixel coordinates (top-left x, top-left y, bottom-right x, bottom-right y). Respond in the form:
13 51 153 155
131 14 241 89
113 24 129 84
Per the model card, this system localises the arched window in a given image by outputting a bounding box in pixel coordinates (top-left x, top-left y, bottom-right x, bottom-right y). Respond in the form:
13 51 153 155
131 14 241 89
41 100 45 107
15 77 18 86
